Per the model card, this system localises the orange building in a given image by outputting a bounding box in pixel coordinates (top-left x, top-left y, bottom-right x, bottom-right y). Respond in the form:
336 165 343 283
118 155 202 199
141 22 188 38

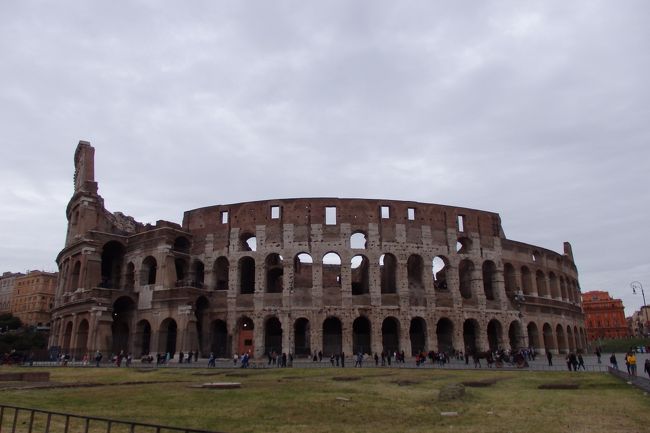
10 271 58 327
582 291 629 341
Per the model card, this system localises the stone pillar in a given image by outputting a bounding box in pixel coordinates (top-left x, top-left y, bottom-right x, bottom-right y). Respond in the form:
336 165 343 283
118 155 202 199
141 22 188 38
340 261 352 308
82 248 101 290
253 316 264 358
471 267 486 309
371 319 382 355
312 256 323 308
452 318 464 353
494 268 510 310
309 314 321 357
427 317 438 352
369 260 381 306
281 313 292 355
399 319 411 356
477 322 489 352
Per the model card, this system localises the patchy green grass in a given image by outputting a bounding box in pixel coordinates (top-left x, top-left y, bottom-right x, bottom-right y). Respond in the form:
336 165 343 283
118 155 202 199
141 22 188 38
0 366 648 433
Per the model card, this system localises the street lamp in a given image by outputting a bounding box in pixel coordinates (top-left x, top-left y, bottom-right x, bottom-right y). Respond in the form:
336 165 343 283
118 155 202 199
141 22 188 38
631 281 648 336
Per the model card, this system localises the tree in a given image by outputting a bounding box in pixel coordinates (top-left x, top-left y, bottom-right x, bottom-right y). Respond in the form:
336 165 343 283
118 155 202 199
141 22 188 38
0 313 22 331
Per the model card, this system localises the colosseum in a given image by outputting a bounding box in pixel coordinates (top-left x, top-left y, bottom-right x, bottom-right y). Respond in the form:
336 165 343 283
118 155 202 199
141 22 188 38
49 141 586 360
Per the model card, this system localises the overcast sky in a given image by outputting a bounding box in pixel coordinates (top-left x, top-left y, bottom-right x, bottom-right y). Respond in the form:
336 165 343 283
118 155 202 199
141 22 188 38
1 1 648 315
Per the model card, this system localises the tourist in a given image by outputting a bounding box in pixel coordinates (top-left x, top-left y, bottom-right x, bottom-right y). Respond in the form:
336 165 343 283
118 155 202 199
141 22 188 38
330 354 335 366
208 352 215 368
627 352 637 376
233 353 238 366
644 358 650 379
94 350 102 367
609 353 618 370
179 351 184 364
577 353 585 370
595 348 602 364
374 353 379 366
546 350 553 366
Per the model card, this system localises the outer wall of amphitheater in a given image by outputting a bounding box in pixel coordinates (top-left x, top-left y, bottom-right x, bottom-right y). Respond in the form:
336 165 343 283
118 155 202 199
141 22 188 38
49 141 586 359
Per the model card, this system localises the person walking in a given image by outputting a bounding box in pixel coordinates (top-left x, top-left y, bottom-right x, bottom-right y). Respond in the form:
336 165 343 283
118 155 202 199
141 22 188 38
644 358 650 379
546 350 553 366
577 353 586 370
609 353 618 370
627 352 637 376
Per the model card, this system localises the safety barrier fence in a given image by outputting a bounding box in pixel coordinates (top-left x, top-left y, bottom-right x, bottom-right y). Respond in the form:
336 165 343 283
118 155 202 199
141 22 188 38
0 405 226 433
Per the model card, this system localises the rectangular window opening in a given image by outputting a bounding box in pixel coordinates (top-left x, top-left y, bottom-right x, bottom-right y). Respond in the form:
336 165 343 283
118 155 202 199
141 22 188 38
407 208 415 221
325 206 337 225
381 206 390 219
271 205 280 219
457 215 465 232
221 211 229 224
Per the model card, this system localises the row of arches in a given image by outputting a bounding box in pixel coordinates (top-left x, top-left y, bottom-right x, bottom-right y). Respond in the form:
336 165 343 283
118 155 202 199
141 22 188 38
503 263 580 303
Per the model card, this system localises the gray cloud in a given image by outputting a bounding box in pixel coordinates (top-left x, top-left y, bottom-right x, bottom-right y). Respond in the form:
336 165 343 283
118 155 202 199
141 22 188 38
1 0 649 314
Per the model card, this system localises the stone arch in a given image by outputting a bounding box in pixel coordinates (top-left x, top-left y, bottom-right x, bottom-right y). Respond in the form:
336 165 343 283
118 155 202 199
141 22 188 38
237 316 254 355
134 319 151 356
195 296 209 354
239 256 255 294
548 272 559 299
63 321 73 352
351 254 370 295
264 316 283 354
436 318 454 353
172 236 191 254
536 270 548 297
294 253 313 289
508 320 523 350
407 254 424 289
527 322 540 350
125 262 135 290
240 232 257 252
458 259 474 299
100 241 125 289
322 252 342 289
293 317 310 356
140 256 157 286
542 323 556 352
380 253 397 294
159 318 178 357
487 319 503 350
210 319 229 358
174 257 189 284
350 231 367 249
456 237 472 254
433 255 450 291
556 324 567 353
191 260 205 288
504 263 516 296
265 253 284 293
521 266 533 295
112 296 135 354
409 316 427 355
322 316 342 356
381 316 400 354
75 319 89 356
482 260 497 301
463 319 480 354
213 256 229 290
566 325 575 352
353 316 371 354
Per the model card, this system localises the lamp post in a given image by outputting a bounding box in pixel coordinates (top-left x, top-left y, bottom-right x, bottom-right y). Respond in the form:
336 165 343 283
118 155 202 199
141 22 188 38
631 281 648 336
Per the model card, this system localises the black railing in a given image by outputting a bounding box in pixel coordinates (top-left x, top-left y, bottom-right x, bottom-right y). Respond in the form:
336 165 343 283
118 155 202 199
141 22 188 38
0 405 226 433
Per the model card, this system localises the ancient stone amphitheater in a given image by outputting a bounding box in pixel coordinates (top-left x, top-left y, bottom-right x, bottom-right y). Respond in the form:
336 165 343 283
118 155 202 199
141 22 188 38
49 141 586 359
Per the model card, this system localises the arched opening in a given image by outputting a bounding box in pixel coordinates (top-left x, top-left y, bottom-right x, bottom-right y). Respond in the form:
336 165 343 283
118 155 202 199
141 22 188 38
210 320 229 358
556 324 567 353
134 320 151 356
237 316 254 355
482 261 497 300
264 317 283 355
239 257 255 294
436 318 454 353
409 317 427 355
322 317 342 356
70 261 81 291
487 319 503 351
456 237 472 254
407 255 424 289
508 321 523 350
240 233 257 252
381 317 400 354
265 254 284 293
521 267 533 295
140 256 157 285
158 318 178 357
504 263 516 297
432 256 449 291
463 319 480 354
353 316 371 354
125 262 135 290
350 232 367 249
191 260 205 288
322 252 341 289
195 296 209 354
527 322 540 349
567 326 575 352
63 322 73 352
112 296 135 354
560 277 568 301
172 236 191 254
214 257 229 290
536 270 548 297
76 320 89 356
100 241 125 289
380 253 397 294
174 258 189 285
294 253 313 289
549 272 559 299
293 318 310 356
542 323 555 352
458 259 474 299
351 255 369 295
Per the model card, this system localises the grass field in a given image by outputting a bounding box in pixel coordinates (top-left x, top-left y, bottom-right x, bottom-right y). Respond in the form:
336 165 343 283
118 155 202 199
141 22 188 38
0 366 648 433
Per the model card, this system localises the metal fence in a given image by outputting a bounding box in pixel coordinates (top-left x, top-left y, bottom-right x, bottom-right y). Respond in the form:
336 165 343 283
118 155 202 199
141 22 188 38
0 405 226 433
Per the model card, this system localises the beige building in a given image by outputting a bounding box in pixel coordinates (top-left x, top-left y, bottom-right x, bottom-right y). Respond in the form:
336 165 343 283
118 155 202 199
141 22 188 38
11 271 57 327
0 272 24 313
49 141 586 358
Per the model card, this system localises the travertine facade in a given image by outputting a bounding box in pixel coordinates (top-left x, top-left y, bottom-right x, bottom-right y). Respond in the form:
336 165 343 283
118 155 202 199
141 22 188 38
49 141 586 358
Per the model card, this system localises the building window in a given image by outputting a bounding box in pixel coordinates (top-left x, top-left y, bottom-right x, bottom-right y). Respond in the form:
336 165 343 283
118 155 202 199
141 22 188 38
221 211 229 224
271 206 281 219
457 215 465 232
325 207 337 225
407 208 415 221
381 206 390 219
